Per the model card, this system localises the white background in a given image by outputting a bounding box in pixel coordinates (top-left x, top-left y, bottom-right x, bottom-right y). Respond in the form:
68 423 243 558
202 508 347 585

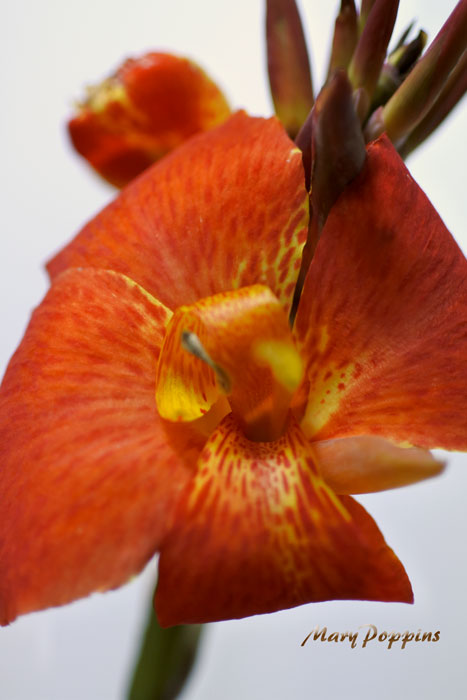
1 1 466 698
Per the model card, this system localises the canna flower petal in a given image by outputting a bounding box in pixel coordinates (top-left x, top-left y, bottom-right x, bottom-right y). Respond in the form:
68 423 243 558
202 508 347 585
68 52 231 187
294 134 467 449
0 269 197 625
49 113 309 314
155 414 413 626
313 436 445 495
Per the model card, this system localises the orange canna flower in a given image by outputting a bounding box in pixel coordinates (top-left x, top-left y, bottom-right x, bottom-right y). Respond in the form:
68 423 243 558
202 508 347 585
1 112 466 627
68 52 231 187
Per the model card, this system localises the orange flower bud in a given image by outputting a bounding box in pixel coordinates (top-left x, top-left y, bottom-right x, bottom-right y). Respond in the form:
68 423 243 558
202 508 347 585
68 52 231 187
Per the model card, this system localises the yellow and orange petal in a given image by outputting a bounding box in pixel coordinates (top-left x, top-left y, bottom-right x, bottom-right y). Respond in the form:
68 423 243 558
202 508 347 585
48 113 309 315
294 134 467 450
156 285 303 441
69 52 231 187
0 269 194 625
155 414 412 626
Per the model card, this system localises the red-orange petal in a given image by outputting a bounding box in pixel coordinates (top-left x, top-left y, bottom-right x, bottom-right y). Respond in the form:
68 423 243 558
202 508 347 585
294 134 467 450
69 52 231 187
155 414 412 626
48 113 309 315
0 269 195 625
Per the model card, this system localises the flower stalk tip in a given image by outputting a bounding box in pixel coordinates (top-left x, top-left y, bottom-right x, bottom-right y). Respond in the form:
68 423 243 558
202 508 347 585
278 0 467 160
327 0 358 76
266 0 314 137
292 70 366 322
370 0 467 147
310 70 367 232
348 0 400 119
358 0 377 33
370 29 427 112
398 48 467 158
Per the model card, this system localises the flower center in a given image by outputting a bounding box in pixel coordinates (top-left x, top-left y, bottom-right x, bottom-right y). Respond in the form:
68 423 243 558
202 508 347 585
155 285 303 441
